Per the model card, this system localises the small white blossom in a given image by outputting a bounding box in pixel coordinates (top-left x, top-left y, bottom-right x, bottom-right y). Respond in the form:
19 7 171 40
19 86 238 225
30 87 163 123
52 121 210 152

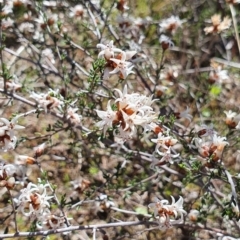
151 132 178 155
188 209 200 222
67 107 82 126
175 107 193 122
0 163 15 179
0 116 25 151
97 40 122 60
150 148 179 168
96 194 115 212
96 101 118 136
224 110 240 128
109 51 135 79
204 14 231 34
159 35 174 50
159 16 184 34
69 4 84 18
195 133 228 161
37 213 71 232
30 89 63 113
209 67 229 84
148 196 186 229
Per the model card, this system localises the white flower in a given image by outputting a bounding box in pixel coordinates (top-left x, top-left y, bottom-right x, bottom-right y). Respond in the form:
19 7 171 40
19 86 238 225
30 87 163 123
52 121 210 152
160 66 179 83
0 116 25 151
15 181 53 219
0 117 25 139
209 67 229 84
159 35 174 50
34 142 47 158
35 11 59 30
2 2 13 15
15 155 36 165
148 196 186 228
96 85 157 141
151 132 178 154
175 107 193 122
195 133 228 161
96 194 115 212
30 89 63 113
96 101 117 136
151 147 179 166
224 110 240 128
69 4 84 18
37 213 71 232
67 107 82 126
97 40 122 60
0 163 15 179
159 16 184 34
188 209 200 222
19 22 35 34
204 14 231 34
196 124 216 138
109 51 135 79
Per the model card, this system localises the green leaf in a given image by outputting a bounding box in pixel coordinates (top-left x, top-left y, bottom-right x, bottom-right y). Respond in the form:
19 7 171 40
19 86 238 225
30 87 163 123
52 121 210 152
210 85 221 96
135 206 148 215
89 166 98 175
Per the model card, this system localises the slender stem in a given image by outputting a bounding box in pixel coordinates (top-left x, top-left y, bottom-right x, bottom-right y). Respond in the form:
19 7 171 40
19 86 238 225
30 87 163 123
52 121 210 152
0 221 158 239
0 18 7 92
229 4 240 56
225 169 240 215
7 189 19 234
92 228 96 240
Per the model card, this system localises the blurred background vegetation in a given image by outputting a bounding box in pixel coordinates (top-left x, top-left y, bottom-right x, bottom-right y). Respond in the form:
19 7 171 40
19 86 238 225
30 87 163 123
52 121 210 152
1 0 240 239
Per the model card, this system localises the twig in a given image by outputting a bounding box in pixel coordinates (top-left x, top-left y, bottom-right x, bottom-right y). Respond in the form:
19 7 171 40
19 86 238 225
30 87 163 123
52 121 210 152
225 169 240 215
111 206 152 218
0 221 158 239
229 4 240 56
212 57 240 68
7 189 19 234
0 18 7 92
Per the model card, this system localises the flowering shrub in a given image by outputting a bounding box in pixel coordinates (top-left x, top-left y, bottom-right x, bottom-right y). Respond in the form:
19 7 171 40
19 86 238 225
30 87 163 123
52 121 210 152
0 0 240 239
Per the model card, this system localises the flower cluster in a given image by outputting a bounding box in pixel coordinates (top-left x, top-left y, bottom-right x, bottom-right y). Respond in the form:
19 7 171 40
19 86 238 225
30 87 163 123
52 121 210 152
15 180 72 231
97 40 136 79
37 213 71 232
194 124 229 163
15 181 53 219
30 89 64 113
96 85 157 141
0 116 25 152
148 196 186 229
151 130 179 165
